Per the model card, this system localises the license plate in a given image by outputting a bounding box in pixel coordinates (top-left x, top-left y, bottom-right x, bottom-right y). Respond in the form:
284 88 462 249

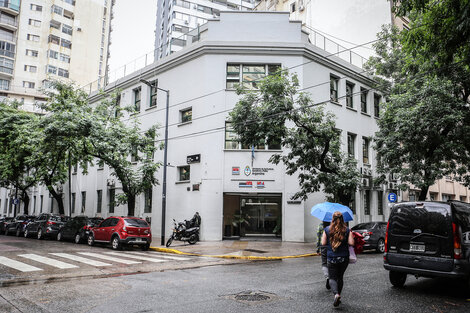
409 243 425 252
135 238 142 242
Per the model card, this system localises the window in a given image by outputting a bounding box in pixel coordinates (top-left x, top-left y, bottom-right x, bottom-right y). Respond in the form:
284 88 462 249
29 19 41 27
149 82 157 107
144 188 152 213
224 121 280 150
330 75 339 102
131 145 138 163
0 79 9 90
40 195 43 213
71 192 75 213
226 64 280 90
63 0 76 5
81 191 86 213
361 88 368 113
0 41 15 58
362 137 370 164
24 65 37 73
133 87 141 112
48 35 60 45
27 34 40 42
46 65 57 74
377 191 383 215
48 50 58 59
0 57 13 73
58 68 69 78
178 165 190 181
109 189 115 213
347 133 356 158
33 196 36 214
50 20 61 29
62 24 72 35
30 4 43 11
52 5 63 15
180 108 192 123
374 94 381 118
26 49 38 57
61 39 72 49
59 53 70 63
23 81 35 88
364 190 370 215
291 2 296 12
97 190 102 213
346 82 354 108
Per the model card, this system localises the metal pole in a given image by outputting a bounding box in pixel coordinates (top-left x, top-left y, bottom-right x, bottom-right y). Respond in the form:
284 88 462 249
68 150 72 217
161 90 170 246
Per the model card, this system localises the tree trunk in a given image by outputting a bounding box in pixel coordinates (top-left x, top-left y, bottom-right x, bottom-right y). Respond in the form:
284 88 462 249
127 194 135 216
46 185 64 215
418 186 429 201
21 190 30 215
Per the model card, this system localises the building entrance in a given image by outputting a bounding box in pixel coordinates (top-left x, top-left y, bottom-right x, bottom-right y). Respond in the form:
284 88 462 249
223 193 282 239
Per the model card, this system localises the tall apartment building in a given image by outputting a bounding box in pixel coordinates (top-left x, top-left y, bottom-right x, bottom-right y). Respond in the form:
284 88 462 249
155 0 258 59
0 0 114 111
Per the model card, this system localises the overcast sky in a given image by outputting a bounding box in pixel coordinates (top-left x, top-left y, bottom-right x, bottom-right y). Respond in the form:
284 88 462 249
108 0 157 73
108 0 391 77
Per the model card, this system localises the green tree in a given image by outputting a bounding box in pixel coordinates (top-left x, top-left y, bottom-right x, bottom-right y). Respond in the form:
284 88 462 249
0 102 41 215
80 90 160 216
367 24 470 200
229 70 360 205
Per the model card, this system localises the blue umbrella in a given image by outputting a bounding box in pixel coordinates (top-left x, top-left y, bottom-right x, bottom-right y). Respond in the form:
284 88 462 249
310 202 354 222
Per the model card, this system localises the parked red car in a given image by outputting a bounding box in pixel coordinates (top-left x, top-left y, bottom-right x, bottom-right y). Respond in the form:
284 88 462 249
87 216 151 250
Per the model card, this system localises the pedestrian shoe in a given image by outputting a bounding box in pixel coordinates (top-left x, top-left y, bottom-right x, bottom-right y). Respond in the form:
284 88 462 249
333 294 341 307
326 279 331 290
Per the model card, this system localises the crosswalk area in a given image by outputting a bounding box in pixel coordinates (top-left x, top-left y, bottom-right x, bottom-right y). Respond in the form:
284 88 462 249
0 250 197 273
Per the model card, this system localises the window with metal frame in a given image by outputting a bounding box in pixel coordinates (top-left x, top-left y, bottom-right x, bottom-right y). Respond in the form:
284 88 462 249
377 191 383 215
144 188 152 213
226 63 281 90
96 190 102 213
134 87 141 112
362 137 370 164
149 81 157 107
180 107 192 123
178 165 190 181
346 81 354 108
374 94 381 118
361 88 368 113
347 133 356 158
330 75 339 102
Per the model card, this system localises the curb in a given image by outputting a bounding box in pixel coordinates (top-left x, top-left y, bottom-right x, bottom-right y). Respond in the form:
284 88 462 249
150 247 318 260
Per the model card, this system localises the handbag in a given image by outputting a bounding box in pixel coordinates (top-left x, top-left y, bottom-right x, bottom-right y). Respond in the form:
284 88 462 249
349 245 357 264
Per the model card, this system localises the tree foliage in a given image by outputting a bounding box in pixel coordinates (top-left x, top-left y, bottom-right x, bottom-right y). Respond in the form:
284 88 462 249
367 3 470 200
229 70 360 205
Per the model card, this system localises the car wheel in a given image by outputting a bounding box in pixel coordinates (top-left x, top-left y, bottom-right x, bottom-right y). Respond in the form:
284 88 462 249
57 231 63 241
141 244 150 251
24 229 29 238
188 234 198 245
111 236 121 250
87 235 95 246
74 233 81 244
377 238 385 253
389 271 407 288
37 228 43 240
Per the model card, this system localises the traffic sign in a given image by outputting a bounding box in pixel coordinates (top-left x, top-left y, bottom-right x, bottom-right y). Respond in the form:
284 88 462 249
12 198 19 205
388 193 398 203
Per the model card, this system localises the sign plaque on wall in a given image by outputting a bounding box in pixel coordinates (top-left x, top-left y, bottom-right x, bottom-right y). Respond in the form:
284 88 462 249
187 154 201 164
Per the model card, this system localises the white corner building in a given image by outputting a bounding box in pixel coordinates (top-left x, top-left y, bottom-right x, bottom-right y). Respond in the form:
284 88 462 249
2 12 390 242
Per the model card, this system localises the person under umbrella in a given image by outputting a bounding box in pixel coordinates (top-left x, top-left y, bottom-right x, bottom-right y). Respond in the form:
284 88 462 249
321 211 354 307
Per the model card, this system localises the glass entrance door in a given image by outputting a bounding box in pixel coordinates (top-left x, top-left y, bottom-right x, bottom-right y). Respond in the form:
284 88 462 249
241 196 281 236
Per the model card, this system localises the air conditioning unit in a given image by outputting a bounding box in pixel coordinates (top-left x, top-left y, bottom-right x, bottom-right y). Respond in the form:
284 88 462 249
299 5 305 11
107 179 115 187
362 178 370 187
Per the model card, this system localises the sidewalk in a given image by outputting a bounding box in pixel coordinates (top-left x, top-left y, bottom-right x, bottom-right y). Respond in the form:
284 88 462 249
150 237 319 260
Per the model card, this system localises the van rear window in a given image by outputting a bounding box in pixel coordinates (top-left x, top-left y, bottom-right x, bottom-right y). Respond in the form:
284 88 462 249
124 219 149 227
389 204 452 237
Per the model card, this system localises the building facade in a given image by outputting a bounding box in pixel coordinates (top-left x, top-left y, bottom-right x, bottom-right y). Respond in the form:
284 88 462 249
2 12 390 242
0 0 113 111
155 0 258 59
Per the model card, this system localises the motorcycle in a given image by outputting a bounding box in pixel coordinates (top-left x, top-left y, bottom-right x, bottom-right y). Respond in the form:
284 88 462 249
166 213 200 247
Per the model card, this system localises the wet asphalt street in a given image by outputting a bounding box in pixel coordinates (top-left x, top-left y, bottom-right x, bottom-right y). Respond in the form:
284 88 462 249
1 235 470 312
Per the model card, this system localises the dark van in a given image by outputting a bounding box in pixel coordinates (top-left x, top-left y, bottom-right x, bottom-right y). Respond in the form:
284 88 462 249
383 201 470 288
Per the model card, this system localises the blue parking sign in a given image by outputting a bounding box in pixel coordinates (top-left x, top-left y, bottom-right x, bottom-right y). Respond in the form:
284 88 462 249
388 193 397 203
12 198 19 205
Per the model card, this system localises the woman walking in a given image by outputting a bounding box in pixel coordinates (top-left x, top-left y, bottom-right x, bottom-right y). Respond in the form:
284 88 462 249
321 211 354 307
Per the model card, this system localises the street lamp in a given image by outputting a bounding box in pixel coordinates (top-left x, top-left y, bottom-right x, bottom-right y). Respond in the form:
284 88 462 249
140 79 169 246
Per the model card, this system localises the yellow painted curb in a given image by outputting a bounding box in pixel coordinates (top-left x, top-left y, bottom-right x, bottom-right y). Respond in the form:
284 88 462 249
150 247 318 260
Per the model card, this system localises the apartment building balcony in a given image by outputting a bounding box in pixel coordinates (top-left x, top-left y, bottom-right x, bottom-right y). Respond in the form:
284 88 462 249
0 65 13 77
0 31 15 43
0 0 19 15
0 15 17 31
